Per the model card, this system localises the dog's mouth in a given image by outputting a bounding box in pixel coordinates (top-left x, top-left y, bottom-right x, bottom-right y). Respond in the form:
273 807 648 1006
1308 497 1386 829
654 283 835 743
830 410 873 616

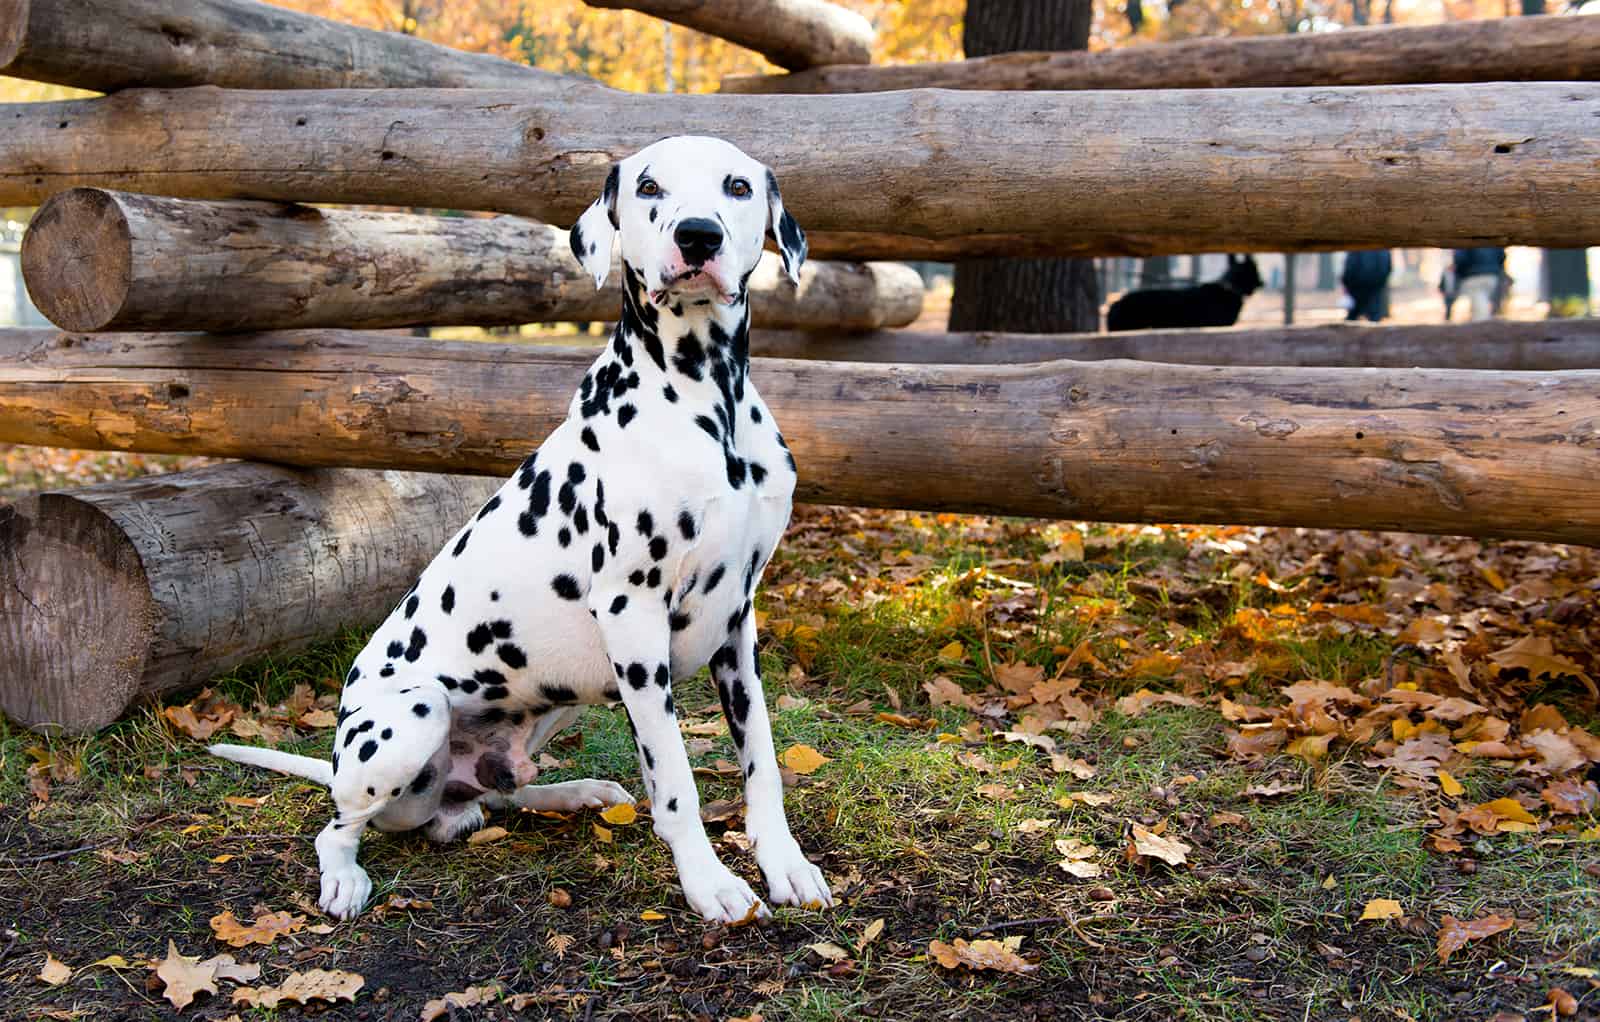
650 267 736 306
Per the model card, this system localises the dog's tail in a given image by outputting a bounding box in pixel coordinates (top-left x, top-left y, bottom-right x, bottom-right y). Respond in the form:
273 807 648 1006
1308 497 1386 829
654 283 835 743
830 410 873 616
209 744 333 787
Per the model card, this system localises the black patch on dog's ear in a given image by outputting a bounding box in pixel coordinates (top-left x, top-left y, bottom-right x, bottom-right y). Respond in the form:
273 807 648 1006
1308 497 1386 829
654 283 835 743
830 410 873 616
601 164 620 228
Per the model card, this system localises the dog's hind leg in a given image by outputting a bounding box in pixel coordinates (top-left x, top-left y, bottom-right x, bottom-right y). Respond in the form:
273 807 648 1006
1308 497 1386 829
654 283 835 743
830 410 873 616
710 608 833 910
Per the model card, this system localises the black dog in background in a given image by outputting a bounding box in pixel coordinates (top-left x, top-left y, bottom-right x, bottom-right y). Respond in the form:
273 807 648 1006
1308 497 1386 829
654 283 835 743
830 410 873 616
1106 255 1262 332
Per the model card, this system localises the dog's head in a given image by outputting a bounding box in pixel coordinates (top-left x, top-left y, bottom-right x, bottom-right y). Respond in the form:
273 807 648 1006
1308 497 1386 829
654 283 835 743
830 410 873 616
1226 255 1263 296
569 136 806 306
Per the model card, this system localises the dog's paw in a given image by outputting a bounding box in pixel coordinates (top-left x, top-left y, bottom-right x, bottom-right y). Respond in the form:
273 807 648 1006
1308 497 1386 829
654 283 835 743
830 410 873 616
756 838 834 911
513 779 634 812
319 864 372 920
681 862 769 924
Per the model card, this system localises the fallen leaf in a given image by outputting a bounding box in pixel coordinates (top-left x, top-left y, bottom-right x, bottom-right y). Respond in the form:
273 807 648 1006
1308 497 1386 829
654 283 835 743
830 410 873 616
780 744 830 775
1437 770 1465 797
221 795 264 809
1057 859 1103 879
298 708 337 729
976 783 1016 802
1116 687 1201 716
1436 913 1515 962
1014 818 1053 835
924 675 980 711
1209 811 1248 829
639 910 666 921
1360 898 1404 922
1058 791 1115 808
938 640 965 661
1457 797 1538 834
857 918 885 951
1542 779 1600 816
592 823 613 843
927 937 1037 974
1548 987 1579 1017
466 826 509 845
600 804 638 825
876 711 937 730
1128 823 1190 866
1050 754 1097 780
154 941 218 1011
993 661 1045 695
1243 779 1301 798
775 694 809 711
90 955 133 969
38 953 72 985
209 909 306 948
233 969 363 1010
416 978 496 1017
807 941 851 962
1489 636 1595 694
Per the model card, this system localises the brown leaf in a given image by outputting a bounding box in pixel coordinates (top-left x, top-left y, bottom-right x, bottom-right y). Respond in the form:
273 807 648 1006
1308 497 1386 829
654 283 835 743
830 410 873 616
1523 730 1586 776
1436 913 1515 962
233 969 364 1009
976 783 1016 802
209 909 306 948
1226 726 1286 761
154 941 219 1011
38 953 72 986
1128 823 1190 866
993 661 1045 695
927 937 1037 974
1116 688 1202 717
1489 636 1595 695
924 675 979 711
298 708 338 729
875 712 937 730
466 826 509 845
1540 780 1600 816
164 704 230 741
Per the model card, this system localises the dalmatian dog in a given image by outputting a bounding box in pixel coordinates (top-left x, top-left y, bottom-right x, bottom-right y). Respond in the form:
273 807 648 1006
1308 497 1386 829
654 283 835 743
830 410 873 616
210 135 831 924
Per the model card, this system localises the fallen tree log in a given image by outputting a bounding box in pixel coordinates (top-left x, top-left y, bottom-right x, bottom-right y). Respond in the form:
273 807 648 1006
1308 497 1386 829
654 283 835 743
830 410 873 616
21 189 922 332
748 319 1600 370
0 0 581 93
2 328 1596 548
3 83 1597 256
722 15 1600 93
0 462 502 734
583 0 872 70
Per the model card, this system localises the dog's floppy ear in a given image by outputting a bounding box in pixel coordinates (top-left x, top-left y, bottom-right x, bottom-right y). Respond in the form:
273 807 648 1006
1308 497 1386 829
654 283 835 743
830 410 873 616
570 164 620 289
764 168 806 284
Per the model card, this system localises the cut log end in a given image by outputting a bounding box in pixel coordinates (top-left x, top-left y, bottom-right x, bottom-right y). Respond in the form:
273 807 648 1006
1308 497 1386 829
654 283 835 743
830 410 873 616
22 187 133 333
0 492 156 734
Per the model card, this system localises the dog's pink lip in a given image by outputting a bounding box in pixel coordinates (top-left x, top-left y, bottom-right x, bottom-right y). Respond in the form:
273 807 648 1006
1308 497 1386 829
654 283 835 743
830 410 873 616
651 268 735 305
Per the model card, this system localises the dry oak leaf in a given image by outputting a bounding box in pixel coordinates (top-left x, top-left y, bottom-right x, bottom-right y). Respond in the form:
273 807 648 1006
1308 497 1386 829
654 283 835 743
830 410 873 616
298 707 337 729
419 982 500 1020
163 704 232 741
154 941 257 1011
38 953 72 985
780 744 830 775
599 803 638 825
928 937 1037 975
1436 913 1515 963
1488 636 1595 696
1059 791 1115 808
877 711 937 730
1457 797 1538 835
1542 779 1600 816
466 825 510 845
924 675 980 711
1116 688 1202 717
807 941 851 962
1359 898 1404 922
1051 754 1098 780
1523 730 1588 776
209 909 305 948
1128 823 1190 866
234 969 363 1009
993 661 1045 695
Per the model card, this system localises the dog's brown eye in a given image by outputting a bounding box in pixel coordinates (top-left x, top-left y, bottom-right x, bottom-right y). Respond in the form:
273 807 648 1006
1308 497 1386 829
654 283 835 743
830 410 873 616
637 178 660 197
726 177 751 199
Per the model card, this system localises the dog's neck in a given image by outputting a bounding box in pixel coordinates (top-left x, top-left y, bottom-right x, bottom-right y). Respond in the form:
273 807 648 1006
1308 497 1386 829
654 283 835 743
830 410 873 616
612 260 752 409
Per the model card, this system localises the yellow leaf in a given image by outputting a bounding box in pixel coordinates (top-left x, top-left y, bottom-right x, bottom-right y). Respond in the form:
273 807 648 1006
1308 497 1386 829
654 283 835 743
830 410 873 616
938 640 965 660
858 918 886 951
180 824 204 835
927 937 1036 974
210 854 235 864
780 744 830 775
600 804 638 825
1479 797 1537 824
1437 770 1464 797
1360 898 1404 921
90 955 132 969
639 910 666 921
209 909 306 948
38 952 72 985
592 823 613 844
466 826 510 845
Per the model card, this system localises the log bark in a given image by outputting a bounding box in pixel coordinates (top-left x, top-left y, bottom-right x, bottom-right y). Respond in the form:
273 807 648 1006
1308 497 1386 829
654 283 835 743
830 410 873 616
2 328 1597 548
20 189 922 333
0 462 502 734
2 83 1597 256
583 0 873 70
748 319 1600 370
720 15 1600 93
0 0 581 94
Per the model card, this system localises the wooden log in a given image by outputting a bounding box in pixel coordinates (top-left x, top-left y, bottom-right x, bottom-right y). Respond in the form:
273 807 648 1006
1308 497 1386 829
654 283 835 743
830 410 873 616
2 83 1597 256
721 15 1600 94
1 328 1597 548
0 462 502 734
748 319 1600 371
583 0 873 70
20 189 922 333
0 0 582 94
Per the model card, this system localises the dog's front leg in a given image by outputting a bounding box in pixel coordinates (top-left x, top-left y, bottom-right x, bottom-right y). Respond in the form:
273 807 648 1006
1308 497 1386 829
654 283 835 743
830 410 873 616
592 591 767 923
314 814 372 920
711 610 833 910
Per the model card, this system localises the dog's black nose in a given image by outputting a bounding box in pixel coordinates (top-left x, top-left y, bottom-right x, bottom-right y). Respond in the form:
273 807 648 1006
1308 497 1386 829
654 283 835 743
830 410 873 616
674 218 723 264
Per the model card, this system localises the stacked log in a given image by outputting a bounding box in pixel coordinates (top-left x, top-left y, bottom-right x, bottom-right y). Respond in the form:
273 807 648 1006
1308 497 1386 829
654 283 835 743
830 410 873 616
721 16 1600 93
584 0 873 70
0 463 502 734
2 327 1596 548
20 189 923 333
0 0 585 93
2 83 1596 258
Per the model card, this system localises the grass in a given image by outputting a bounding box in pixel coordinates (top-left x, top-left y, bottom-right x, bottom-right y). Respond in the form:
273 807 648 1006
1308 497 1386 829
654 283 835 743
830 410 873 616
3 512 1598 1021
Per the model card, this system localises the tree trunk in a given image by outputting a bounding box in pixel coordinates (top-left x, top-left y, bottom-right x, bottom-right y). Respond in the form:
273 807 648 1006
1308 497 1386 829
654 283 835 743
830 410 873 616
747 318 1600 370
0 462 502 734
721 16 1600 94
0 0 582 94
1544 248 1591 315
19 188 922 333
3 327 1597 548
583 0 873 70
3 84 1597 258
950 0 1098 334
